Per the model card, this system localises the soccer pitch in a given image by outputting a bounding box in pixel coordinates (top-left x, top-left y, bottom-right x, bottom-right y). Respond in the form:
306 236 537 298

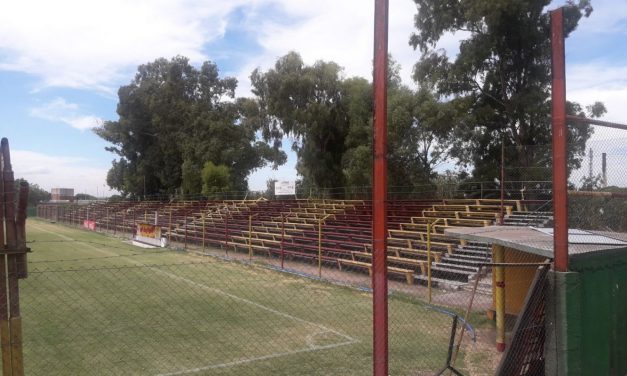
20 219 487 375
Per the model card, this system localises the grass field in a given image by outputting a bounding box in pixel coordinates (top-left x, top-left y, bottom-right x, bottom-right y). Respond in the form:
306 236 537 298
20 219 494 375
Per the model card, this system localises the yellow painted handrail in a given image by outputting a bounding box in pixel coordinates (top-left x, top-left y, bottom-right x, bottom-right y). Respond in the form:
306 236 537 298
317 214 333 278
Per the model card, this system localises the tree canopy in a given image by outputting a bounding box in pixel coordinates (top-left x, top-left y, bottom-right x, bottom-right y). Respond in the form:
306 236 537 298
15 178 50 206
251 52 454 192
95 0 608 199
94 56 285 198
250 52 350 190
410 0 604 182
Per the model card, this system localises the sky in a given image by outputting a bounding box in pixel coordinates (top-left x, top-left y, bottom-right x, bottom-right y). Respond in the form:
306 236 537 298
0 0 626 197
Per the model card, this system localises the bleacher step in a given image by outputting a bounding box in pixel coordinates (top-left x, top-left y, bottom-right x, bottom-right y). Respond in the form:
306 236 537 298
432 262 479 272
445 253 491 261
459 244 491 251
443 256 490 267
414 275 466 290
455 248 491 256
430 266 475 282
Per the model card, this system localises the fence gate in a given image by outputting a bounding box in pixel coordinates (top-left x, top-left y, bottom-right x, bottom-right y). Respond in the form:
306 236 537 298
495 265 549 375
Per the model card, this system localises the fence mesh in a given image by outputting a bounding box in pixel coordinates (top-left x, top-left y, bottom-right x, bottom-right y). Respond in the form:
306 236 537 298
29 123 627 375
31 190 563 375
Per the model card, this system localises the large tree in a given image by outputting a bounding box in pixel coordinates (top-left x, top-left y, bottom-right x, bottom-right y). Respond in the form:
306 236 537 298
410 0 604 182
252 52 454 192
251 52 349 190
95 56 285 197
14 178 50 206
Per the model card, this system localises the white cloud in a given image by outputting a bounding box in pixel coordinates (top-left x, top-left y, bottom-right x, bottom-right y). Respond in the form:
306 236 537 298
234 0 466 97
236 0 414 96
575 0 627 35
568 62 627 128
0 0 251 91
29 98 102 130
12 150 114 196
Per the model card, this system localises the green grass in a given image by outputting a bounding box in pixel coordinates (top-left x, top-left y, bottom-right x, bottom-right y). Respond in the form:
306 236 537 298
20 219 486 375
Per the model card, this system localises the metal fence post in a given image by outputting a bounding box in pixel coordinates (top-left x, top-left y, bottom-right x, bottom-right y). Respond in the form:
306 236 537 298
248 214 253 262
281 214 285 269
202 214 205 252
372 0 390 373
494 244 506 352
550 7 569 272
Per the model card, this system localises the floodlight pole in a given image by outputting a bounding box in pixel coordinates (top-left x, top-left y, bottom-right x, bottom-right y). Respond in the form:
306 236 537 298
550 8 569 272
372 0 389 375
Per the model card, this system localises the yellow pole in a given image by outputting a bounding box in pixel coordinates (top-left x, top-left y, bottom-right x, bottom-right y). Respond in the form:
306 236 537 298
144 210 147 222
248 214 253 262
494 244 506 352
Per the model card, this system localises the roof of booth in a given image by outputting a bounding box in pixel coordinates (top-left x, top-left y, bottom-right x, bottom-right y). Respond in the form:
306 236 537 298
444 226 627 259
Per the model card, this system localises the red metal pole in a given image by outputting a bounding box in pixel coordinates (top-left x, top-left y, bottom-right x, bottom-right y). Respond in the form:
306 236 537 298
372 0 389 374
280 214 285 269
551 8 569 272
225 214 229 257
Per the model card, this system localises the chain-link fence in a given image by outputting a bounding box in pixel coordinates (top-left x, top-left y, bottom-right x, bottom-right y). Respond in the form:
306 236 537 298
30 195 564 375
30 125 627 375
561 125 627 376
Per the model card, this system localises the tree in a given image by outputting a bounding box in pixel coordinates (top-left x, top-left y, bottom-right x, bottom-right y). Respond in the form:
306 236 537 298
201 161 231 198
251 52 349 190
409 0 603 183
14 178 50 206
253 52 455 192
95 56 285 197
264 178 278 199
75 193 97 201
387 87 455 187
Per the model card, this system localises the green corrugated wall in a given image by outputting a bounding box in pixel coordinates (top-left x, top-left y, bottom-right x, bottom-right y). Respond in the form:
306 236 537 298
570 248 627 376
548 248 627 375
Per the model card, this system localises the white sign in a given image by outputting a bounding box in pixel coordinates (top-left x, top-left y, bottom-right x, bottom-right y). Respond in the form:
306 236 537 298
275 180 296 196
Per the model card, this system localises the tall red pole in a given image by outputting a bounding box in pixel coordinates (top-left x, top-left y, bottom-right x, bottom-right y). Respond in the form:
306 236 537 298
372 0 389 374
551 8 569 272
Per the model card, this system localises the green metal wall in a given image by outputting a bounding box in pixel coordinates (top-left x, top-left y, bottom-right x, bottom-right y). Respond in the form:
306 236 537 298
546 248 627 375
569 248 627 375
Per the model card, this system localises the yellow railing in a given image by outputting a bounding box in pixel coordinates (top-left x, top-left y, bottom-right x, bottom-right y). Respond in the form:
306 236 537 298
317 214 333 278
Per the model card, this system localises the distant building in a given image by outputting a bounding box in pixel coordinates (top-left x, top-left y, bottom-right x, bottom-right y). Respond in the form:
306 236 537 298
51 188 74 202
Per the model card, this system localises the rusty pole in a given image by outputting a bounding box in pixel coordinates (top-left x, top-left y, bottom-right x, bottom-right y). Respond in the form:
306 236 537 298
550 8 569 272
372 0 389 374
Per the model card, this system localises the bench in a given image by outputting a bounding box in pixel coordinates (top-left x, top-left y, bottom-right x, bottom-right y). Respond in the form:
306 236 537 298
444 218 492 227
352 251 428 274
336 258 414 284
364 244 444 262
456 211 500 220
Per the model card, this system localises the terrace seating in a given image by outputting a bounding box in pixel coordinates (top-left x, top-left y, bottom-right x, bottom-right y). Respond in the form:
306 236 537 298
336 258 414 285
37 197 543 289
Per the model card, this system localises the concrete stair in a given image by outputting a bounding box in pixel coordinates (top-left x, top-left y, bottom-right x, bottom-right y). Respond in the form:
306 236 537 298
415 210 552 289
503 211 553 227
424 242 491 285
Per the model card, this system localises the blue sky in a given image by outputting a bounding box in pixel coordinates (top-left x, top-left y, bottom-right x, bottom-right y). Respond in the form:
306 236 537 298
0 0 626 196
